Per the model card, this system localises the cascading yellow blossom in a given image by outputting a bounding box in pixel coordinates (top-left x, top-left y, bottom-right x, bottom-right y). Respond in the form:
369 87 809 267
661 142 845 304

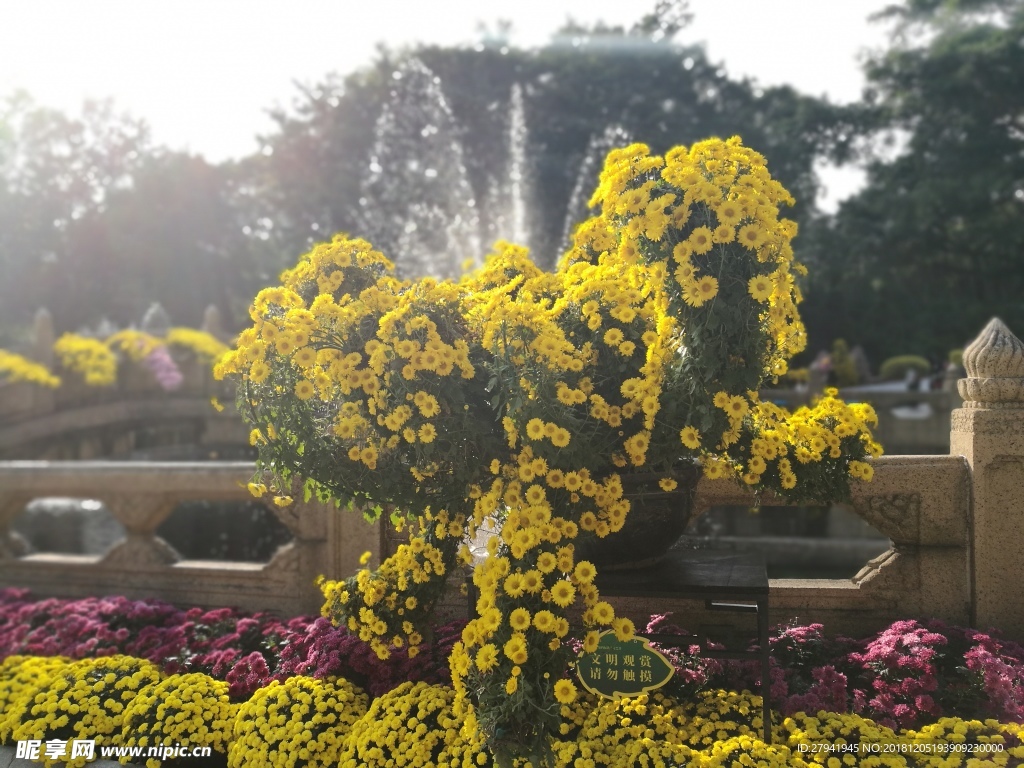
216 137 881 764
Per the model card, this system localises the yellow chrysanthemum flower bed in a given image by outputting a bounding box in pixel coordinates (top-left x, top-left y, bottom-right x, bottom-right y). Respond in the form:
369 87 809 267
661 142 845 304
164 327 232 361
1 327 228 391
122 672 235 768
53 327 229 387
53 334 120 386
6 655 162 768
0 349 62 388
0 655 72 744
230 675 368 768
215 136 883 762
2 654 1022 768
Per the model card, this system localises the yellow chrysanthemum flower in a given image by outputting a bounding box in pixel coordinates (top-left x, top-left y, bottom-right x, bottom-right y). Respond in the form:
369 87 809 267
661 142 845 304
679 426 701 450
553 679 577 704
550 580 576 608
748 274 773 302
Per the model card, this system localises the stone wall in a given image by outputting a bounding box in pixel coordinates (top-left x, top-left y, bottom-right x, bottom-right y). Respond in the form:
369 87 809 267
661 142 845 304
683 454 971 637
0 454 975 635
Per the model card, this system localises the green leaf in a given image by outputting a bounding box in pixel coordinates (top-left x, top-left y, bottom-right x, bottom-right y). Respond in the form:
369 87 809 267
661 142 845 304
363 503 384 524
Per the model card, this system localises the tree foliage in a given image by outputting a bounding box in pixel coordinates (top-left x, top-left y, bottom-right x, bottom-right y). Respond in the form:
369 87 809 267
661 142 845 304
800 0 1024 361
0 9 842 339
0 94 148 337
0 94 271 337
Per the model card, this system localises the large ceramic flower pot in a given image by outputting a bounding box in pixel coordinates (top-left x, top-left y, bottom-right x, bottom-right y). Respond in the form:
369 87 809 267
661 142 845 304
576 462 700 571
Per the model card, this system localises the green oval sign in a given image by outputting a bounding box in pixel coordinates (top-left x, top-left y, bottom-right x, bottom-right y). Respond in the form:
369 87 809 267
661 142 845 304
576 631 675 699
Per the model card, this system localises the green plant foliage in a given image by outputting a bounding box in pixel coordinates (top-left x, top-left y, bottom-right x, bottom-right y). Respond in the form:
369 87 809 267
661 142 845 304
879 355 931 381
801 0 1024 361
831 339 859 387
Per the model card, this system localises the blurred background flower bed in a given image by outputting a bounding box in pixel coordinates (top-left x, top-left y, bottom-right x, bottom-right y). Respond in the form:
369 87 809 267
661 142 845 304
2 588 1023 768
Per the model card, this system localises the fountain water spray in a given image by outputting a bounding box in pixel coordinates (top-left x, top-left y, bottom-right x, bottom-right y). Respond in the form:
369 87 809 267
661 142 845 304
560 124 632 252
479 82 535 259
506 83 531 248
358 59 480 279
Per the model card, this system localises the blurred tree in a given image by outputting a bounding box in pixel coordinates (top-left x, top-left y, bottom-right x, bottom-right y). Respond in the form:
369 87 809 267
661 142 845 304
94 152 273 328
0 94 272 338
800 0 1024 361
520 26 840 265
236 60 396 275
0 93 149 338
632 0 695 39
830 338 859 387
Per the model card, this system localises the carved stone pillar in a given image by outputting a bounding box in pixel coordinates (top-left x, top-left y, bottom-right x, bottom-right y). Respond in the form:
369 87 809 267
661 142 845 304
949 318 1024 635
270 496 383 614
327 503 382 576
32 307 55 368
101 494 180 568
30 307 56 416
271 497 331 615
200 305 226 341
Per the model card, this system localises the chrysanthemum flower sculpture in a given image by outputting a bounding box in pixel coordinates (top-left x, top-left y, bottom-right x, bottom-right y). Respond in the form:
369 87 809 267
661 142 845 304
215 137 881 764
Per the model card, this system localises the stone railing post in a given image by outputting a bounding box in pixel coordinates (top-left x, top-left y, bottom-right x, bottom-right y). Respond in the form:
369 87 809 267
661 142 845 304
0 494 31 559
949 318 1024 636
32 308 55 368
30 307 57 416
271 497 329 615
272 496 382 614
327 505 382 574
201 305 226 341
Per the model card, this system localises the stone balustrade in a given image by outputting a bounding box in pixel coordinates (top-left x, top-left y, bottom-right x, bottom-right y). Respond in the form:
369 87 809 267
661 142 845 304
0 462 378 616
681 454 971 637
951 318 1024 633
0 454 969 634
1 318 1023 640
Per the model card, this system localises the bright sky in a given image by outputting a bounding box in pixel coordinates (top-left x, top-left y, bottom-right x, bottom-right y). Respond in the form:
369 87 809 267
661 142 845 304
1 0 894 209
